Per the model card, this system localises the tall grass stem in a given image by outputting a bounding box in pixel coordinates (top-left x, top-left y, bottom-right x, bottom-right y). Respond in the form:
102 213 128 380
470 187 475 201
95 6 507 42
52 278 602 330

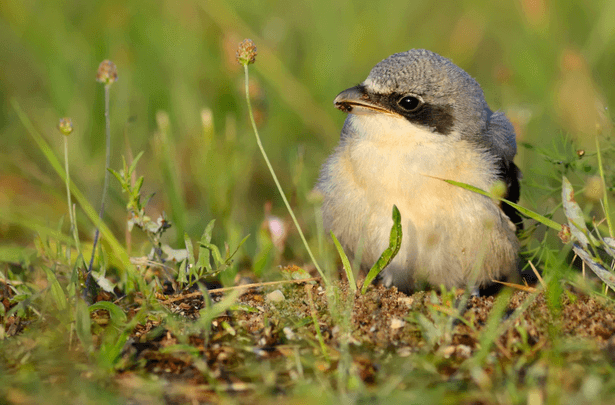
64 137 81 258
86 84 112 296
242 65 327 283
596 139 613 236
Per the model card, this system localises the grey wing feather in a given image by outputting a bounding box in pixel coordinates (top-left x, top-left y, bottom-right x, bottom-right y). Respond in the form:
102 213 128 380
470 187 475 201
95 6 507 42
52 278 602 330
485 111 523 229
486 111 517 162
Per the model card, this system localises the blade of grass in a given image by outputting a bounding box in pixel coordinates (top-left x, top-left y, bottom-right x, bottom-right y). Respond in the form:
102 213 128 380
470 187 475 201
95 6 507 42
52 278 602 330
305 284 329 361
437 177 561 231
0 208 74 245
43 266 68 312
11 99 139 290
361 205 402 294
595 138 613 236
84 82 113 300
330 231 356 292
466 287 513 365
62 131 82 260
75 298 93 353
241 60 327 283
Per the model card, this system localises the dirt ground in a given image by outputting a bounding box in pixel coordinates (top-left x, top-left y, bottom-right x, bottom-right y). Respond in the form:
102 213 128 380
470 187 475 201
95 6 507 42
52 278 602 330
101 274 615 404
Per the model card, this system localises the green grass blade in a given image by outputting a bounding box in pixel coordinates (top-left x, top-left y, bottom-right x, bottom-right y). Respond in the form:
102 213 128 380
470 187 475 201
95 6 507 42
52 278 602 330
184 232 196 268
225 233 250 263
361 205 402 294
75 298 93 353
11 99 137 287
242 63 327 283
43 267 68 312
197 220 215 271
330 231 356 292
442 178 561 231
595 138 613 236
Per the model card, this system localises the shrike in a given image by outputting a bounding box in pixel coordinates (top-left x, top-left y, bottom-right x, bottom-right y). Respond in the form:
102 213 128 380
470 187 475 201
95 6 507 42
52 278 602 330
317 49 521 293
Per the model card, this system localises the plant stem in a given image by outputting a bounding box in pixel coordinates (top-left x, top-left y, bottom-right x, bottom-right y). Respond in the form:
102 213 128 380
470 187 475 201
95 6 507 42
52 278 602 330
86 84 112 298
242 65 327 283
64 136 81 260
305 284 329 361
596 139 613 236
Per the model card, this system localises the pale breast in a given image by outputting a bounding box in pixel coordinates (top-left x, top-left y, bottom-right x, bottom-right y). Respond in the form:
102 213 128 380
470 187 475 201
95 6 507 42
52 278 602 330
318 114 518 292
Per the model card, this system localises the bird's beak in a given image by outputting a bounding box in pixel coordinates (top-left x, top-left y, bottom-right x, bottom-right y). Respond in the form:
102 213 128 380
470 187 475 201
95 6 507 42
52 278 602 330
334 85 389 115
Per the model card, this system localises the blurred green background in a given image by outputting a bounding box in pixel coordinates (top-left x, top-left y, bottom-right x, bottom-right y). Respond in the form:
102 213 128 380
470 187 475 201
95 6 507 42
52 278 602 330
1 0 614 278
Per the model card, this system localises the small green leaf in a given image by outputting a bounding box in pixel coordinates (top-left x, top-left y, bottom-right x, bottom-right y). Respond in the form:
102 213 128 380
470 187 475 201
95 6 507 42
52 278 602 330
331 231 356 292
89 301 128 325
75 298 92 352
161 245 188 262
201 243 223 266
67 254 81 299
0 246 35 266
361 205 402 294
202 219 215 244
198 290 240 331
225 234 250 263
129 151 145 174
108 168 124 187
120 155 128 175
177 258 188 284
159 344 202 357
134 176 144 194
229 303 259 313
97 330 130 371
253 242 273 277
184 232 195 267
92 271 116 293
43 267 67 311
197 220 215 272
55 217 64 257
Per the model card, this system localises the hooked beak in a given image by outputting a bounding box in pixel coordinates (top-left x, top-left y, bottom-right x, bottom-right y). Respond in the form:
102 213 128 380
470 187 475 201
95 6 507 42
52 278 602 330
334 85 390 115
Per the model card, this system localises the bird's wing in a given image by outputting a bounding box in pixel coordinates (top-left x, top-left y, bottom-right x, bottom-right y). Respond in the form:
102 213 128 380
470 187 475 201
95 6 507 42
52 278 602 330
486 111 523 229
486 111 517 162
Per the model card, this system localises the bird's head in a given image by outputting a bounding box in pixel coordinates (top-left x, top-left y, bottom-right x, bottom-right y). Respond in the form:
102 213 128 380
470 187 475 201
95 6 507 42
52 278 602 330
334 49 492 141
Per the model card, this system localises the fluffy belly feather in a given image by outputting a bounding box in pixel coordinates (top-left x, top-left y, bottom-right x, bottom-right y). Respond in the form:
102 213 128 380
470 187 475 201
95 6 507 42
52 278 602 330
317 117 519 293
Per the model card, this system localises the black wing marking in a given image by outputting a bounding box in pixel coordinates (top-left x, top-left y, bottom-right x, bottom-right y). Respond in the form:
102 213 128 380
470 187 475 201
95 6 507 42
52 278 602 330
497 158 523 231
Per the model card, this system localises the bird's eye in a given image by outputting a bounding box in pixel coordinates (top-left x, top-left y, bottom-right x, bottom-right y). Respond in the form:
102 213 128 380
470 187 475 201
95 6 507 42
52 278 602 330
398 96 422 111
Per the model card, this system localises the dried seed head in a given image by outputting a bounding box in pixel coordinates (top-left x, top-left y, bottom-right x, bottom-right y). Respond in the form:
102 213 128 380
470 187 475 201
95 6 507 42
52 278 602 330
58 117 73 136
96 60 118 85
236 39 257 66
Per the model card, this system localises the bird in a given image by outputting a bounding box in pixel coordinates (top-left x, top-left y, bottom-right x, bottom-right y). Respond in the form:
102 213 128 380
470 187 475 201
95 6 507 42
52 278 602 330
316 49 522 294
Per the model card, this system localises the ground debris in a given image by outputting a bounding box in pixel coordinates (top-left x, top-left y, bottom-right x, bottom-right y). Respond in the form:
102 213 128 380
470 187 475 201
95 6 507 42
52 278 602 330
108 279 615 403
